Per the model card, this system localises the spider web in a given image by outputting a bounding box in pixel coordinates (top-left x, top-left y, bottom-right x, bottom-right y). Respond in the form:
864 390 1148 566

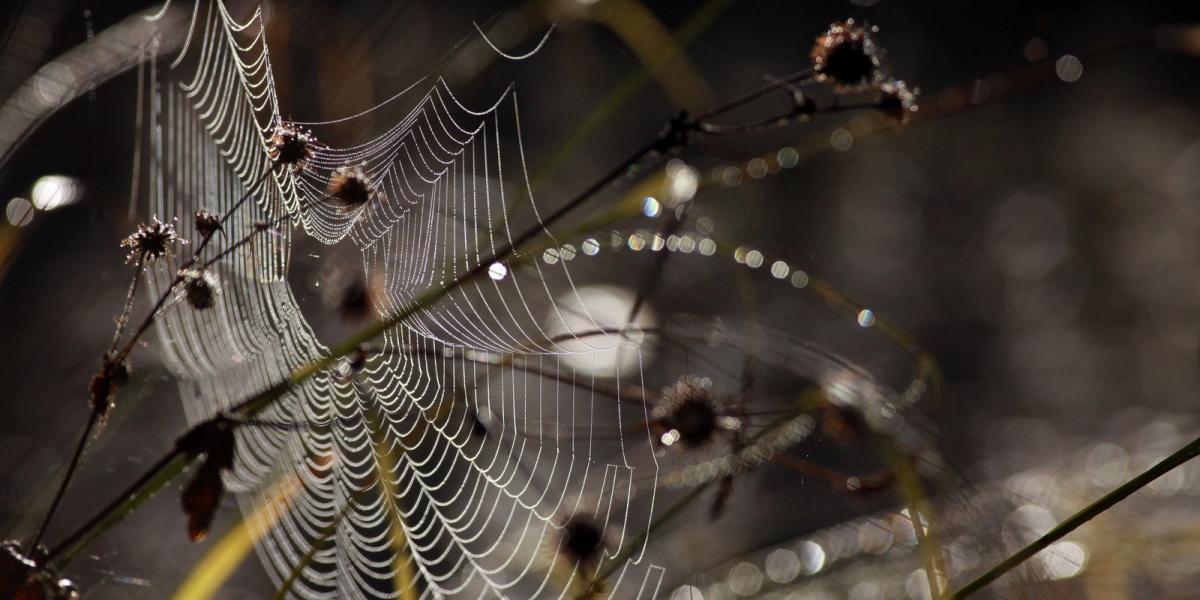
136 2 666 598
126 2 931 598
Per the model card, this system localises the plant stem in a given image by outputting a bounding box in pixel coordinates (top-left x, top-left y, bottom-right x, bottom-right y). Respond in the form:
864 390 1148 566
950 433 1200 599
109 254 146 352
48 449 192 565
28 254 146 554
28 409 101 554
689 68 813 123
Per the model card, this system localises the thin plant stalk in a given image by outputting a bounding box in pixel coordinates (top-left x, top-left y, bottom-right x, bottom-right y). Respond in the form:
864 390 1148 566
49 450 192 565
27 252 145 553
950 433 1200 599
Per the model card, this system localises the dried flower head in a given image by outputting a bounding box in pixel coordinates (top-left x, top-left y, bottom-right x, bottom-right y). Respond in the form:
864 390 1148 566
810 19 882 88
88 355 128 417
121 216 186 263
651 376 734 449
327 165 375 207
176 419 237 542
194 208 223 240
269 123 317 172
0 541 79 600
557 515 605 567
180 268 220 310
339 280 372 320
877 78 919 122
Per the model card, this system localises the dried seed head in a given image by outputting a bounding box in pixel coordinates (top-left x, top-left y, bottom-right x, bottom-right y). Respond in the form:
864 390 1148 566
121 216 186 263
88 355 128 417
652 376 724 449
877 78 919 122
558 516 605 567
339 280 372 320
180 268 220 310
327 165 375 207
181 463 223 542
194 208 223 240
175 418 237 468
176 419 237 542
0 541 79 600
269 124 317 172
811 19 882 88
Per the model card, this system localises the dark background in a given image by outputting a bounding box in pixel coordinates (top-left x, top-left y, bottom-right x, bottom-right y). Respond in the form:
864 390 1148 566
2 1 1200 598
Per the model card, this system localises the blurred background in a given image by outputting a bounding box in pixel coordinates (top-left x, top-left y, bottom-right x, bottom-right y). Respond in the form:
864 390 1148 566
2 1 1200 598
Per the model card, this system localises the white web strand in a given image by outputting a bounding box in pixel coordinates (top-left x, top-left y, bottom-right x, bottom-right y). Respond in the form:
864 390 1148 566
139 2 663 598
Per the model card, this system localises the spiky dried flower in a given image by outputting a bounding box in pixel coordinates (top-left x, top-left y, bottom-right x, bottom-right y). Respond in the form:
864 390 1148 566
557 515 605 567
194 208 222 240
121 216 186 263
651 376 730 449
877 78 919 122
0 541 79 600
176 419 236 542
327 165 375 207
269 123 317 172
180 268 220 310
88 354 128 417
810 19 882 88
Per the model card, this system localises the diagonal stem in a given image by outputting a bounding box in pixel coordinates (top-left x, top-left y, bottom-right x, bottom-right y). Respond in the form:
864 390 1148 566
28 253 145 554
28 409 101 554
951 433 1200 598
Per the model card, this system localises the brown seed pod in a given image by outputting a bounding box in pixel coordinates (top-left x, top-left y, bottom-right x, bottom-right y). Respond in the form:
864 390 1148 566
651 376 728 449
339 280 372 320
269 123 317 172
557 515 605 568
194 208 223 240
179 268 220 310
87 355 128 418
810 19 883 88
327 165 375 207
120 216 186 263
176 419 236 542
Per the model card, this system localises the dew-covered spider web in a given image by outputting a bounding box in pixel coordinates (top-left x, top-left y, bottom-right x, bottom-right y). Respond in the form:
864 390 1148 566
129 2 936 598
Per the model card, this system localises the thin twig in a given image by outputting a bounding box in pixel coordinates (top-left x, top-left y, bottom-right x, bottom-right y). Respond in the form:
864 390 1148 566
28 409 101 554
690 68 813 123
109 254 146 352
951 433 1200 598
29 252 147 553
47 449 192 564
